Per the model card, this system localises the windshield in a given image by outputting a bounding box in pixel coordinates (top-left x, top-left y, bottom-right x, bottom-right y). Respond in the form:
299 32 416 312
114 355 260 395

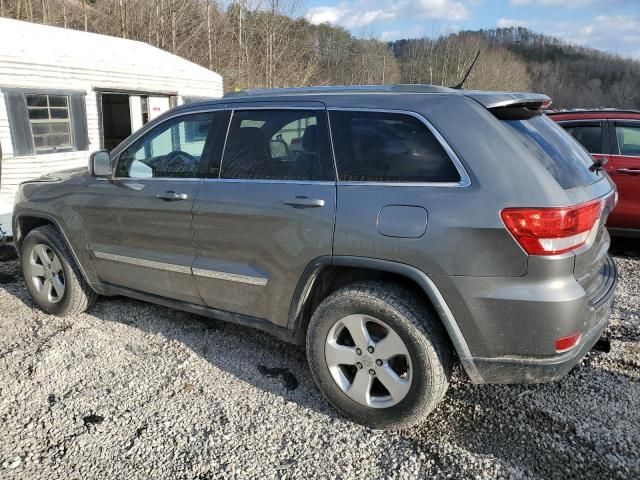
503 114 600 190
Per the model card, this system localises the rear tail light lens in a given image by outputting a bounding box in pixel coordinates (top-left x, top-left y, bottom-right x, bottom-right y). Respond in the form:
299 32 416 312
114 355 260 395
555 332 582 353
501 200 601 255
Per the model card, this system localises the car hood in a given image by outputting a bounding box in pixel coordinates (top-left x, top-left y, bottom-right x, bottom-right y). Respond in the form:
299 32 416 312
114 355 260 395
23 167 89 184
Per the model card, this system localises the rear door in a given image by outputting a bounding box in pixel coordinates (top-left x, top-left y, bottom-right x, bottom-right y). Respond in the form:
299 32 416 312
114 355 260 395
192 103 336 327
608 121 640 231
83 110 226 304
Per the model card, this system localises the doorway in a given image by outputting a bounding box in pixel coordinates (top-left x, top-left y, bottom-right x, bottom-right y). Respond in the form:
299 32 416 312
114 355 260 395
101 93 132 150
99 92 175 150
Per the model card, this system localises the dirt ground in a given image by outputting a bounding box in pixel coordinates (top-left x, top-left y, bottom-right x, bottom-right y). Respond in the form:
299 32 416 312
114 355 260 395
0 242 638 479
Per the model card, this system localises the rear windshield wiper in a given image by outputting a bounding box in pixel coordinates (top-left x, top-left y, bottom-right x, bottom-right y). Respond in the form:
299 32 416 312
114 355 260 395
589 157 608 173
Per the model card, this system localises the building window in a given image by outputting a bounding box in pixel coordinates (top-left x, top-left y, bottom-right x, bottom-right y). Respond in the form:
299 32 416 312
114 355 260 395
26 94 73 153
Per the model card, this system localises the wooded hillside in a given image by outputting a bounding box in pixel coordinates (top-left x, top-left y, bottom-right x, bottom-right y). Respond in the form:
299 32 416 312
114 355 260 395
1 0 639 109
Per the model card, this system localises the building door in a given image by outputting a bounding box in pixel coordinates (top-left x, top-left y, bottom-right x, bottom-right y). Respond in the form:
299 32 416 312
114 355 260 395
101 93 132 150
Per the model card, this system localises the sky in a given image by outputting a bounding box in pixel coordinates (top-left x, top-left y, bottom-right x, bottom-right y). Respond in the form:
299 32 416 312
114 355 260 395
303 0 640 59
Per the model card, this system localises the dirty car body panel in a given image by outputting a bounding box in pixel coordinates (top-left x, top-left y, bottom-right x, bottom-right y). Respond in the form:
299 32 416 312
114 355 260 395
13 85 617 385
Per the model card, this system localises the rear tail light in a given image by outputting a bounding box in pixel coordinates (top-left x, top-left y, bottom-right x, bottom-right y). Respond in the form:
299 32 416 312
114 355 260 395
555 332 582 353
501 199 601 255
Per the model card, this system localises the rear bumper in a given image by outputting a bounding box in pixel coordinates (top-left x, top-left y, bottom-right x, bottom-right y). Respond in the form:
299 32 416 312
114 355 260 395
464 258 616 384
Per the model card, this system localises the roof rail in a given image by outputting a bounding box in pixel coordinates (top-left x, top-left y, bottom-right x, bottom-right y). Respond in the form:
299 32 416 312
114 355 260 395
547 108 640 115
224 84 457 98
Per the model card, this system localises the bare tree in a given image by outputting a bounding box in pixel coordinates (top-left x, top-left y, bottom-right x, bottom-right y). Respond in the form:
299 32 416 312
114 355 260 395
82 0 87 31
206 0 212 70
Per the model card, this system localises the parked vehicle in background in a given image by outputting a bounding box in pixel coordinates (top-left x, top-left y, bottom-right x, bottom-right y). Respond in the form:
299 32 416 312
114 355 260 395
13 85 617 429
549 110 640 237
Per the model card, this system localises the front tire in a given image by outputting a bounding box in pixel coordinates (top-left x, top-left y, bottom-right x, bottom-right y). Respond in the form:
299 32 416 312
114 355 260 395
306 282 453 430
21 225 97 316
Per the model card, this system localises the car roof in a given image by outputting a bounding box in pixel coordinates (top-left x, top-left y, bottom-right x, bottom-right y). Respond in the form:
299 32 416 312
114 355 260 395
173 85 551 111
548 109 640 121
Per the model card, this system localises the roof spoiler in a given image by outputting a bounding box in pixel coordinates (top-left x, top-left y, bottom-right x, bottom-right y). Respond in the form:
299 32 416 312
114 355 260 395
464 91 552 109
464 91 552 120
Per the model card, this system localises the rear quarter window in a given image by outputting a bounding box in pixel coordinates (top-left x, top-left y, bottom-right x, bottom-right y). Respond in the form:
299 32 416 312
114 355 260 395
329 110 461 183
503 115 600 190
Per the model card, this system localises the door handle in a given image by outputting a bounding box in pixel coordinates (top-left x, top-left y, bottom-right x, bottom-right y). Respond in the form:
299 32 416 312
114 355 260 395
157 191 189 201
283 196 325 209
616 168 640 176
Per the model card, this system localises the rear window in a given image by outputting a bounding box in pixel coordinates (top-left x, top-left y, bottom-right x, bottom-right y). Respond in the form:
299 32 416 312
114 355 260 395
503 115 600 190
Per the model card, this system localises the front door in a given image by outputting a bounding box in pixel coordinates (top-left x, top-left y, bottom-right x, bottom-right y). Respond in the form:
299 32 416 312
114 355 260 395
192 105 336 327
83 110 226 304
609 121 640 231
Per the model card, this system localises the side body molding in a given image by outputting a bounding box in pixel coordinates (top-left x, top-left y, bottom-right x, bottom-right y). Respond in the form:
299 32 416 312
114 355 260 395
288 255 482 383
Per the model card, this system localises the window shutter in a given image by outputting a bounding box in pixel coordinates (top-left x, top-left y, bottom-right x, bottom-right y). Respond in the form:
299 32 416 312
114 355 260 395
69 94 89 151
4 92 34 156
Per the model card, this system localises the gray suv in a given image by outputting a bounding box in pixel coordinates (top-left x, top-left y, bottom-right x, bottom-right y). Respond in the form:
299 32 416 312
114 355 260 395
13 85 617 430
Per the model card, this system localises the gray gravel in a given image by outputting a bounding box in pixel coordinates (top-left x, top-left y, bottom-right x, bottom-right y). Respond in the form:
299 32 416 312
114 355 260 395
0 251 638 479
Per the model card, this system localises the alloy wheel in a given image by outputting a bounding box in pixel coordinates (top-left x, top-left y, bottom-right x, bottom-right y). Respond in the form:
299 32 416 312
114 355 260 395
28 244 66 304
325 314 412 408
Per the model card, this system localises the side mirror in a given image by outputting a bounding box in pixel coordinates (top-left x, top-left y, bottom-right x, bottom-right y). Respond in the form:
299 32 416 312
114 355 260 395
89 150 112 178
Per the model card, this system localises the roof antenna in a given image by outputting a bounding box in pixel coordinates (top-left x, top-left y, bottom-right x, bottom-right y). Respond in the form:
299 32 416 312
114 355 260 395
452 50 481 90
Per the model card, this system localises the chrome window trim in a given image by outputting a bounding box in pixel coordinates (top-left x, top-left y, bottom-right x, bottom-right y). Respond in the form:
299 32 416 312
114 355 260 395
203 178 335 186
109 105 472 187
109 178 205 182
93 250 268 286
327 107 471 187
555 119 603 124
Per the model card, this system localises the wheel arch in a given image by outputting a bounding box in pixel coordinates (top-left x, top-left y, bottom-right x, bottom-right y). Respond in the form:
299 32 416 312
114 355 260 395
14 212 95 290
289 255 482 382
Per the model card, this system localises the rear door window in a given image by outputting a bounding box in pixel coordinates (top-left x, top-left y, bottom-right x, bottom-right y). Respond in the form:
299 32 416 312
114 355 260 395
615 124 640 156
563 124 603 154
503 115 600 190
329 110 461 183
220 109 334 181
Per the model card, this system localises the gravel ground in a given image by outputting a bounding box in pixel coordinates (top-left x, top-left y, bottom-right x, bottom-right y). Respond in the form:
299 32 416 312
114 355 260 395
0 248 638 479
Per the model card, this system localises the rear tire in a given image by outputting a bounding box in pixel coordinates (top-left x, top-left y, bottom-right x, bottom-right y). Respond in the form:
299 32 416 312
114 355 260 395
306 281 453 430
21 225 97 316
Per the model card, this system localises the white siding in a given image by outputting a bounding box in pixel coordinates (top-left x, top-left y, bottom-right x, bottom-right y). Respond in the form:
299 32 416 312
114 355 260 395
0 18 223 236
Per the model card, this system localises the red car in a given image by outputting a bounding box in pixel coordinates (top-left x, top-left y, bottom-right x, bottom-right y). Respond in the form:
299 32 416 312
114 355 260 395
549 110 640 237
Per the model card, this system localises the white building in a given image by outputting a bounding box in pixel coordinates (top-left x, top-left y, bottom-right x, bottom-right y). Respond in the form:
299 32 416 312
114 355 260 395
0 18 223 239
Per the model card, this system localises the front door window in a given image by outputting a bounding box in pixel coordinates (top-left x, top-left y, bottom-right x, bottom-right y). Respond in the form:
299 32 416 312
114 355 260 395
116 113 217 179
